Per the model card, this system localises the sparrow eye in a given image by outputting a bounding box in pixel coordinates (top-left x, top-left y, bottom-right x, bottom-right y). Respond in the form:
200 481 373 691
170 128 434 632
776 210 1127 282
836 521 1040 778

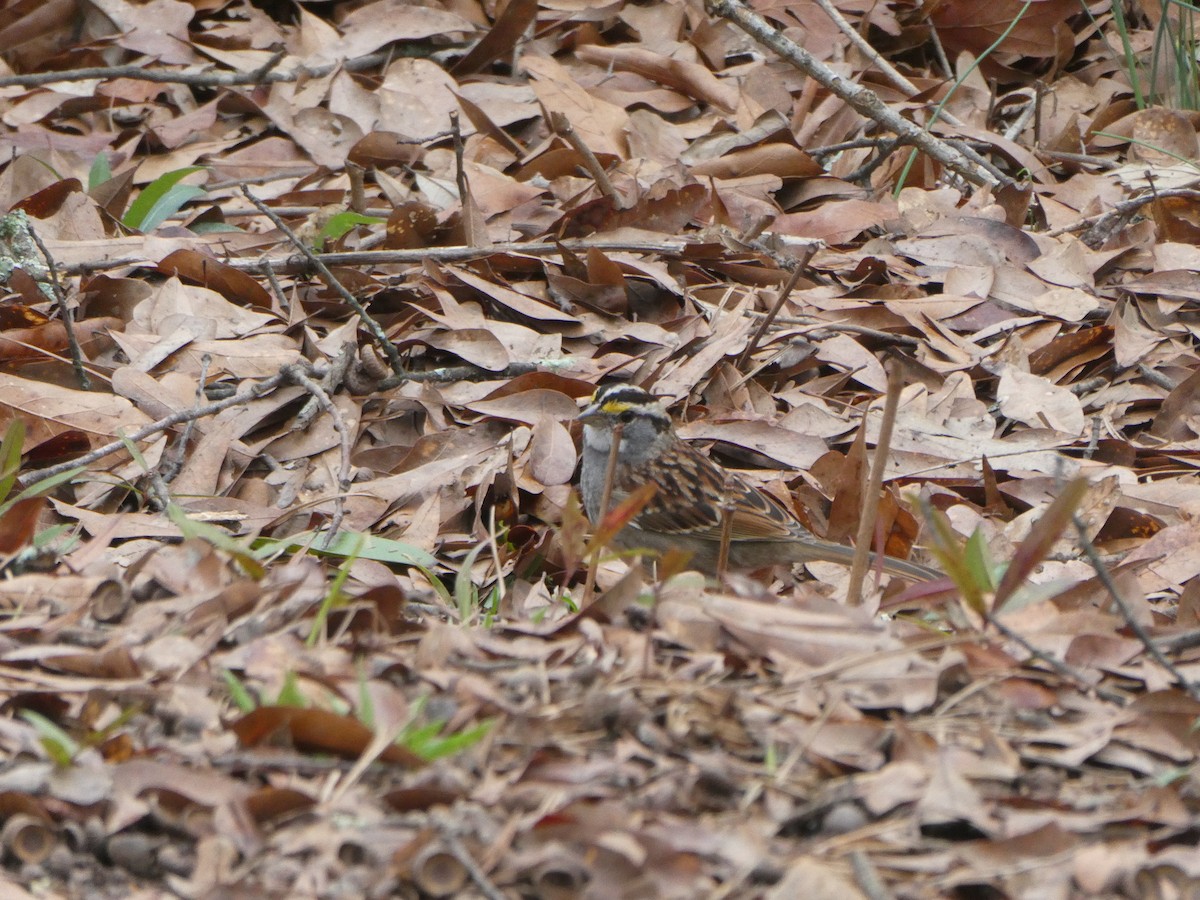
618 410 635 424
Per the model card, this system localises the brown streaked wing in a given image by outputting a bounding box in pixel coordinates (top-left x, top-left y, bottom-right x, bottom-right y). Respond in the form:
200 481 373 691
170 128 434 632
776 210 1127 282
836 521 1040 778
628 440 803 542
725 473 807 540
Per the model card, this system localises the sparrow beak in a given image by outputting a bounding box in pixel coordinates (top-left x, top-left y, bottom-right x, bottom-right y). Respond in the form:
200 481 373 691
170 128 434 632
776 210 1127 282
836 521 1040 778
577 397 604 424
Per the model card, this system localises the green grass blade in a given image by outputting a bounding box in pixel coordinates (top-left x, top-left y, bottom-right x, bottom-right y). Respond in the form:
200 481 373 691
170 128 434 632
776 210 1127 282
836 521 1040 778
122 166 206 231
0 419 25 505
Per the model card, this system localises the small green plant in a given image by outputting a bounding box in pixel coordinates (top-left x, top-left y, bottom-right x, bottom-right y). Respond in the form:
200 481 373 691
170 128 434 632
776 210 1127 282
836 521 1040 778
921 476 1090 618
122 166 207 232
400 537 505 625
306 533 363 647
763 741 779 776
0 420 27 513
275 671 308 708
313 211 385 251
20 710 80 767
454 540 491 623
1110 0 1200 110
166 503 265 579
18 703 143 767
88 153 112 191
393 695 494 761
894 2 1032 195
222 670 258 714
224 669 493 761
223 669 308 711
223 669 309 713
401 716 494 760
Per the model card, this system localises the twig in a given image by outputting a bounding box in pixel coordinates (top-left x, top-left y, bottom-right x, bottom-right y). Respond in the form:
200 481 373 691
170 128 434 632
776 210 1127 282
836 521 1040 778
296 344 352 429
942 139 1012 187
346 162 367 215
240 186 407 379
812 0 1015 190
1138 363 1178 391
813 0 919 97
0 52 394 89
811 0 998 181
584 421 624 598
1070 376 1108 397
173 205 394 220
550 111 620 204
693 298 922 346
734 265 806 370
927 20 953 81
1038 149 1117 171
1153 629 1200 654
843 135 908 185
705 0 1004 189
247 48 288 83
847 360 900 606
1001 91 1037 143
259 258 289 317
159 353 211 484
205 169 326 192
809 136 909 158
814 0 1012 191
808 135 1003 159
989 615 1128 706
17 371 290 493
27 223 90 391
379 361 549 390
60 239 692 276
1072 513 1200 702
1033 80 1045 148
1036 187 1200 243
432 817 505 900
284 363 353 548
451 111 469 214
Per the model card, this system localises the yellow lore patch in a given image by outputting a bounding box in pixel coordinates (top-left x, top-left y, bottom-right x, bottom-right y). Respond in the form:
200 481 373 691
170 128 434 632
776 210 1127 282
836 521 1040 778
600 400 634 414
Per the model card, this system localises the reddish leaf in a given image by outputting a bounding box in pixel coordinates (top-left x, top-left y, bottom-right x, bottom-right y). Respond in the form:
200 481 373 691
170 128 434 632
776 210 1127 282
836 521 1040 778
22 430 90 469
230 707 424 768
157 249 273 310
0 496 45 554
244 787 316 824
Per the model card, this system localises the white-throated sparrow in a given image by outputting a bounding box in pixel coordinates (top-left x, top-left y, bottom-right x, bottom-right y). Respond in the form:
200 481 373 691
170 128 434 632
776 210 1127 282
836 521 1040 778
578 384 938 581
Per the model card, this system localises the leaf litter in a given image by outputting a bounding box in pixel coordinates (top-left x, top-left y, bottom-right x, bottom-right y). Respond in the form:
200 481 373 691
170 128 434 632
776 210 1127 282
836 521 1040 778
0 0 1199 897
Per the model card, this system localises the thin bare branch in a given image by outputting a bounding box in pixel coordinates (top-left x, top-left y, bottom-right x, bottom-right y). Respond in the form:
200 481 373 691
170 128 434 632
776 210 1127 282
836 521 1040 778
734 265 806 371
1073 513 1200 703
284 362 354 548
550 111 620 204
27 223 90 391
61 239 692 277
17 371 291 493
240 186 407 379
705 0 1006 189
0 52 392 89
